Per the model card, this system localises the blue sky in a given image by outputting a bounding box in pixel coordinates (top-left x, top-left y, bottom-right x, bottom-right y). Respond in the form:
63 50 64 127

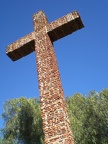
0 0 108 128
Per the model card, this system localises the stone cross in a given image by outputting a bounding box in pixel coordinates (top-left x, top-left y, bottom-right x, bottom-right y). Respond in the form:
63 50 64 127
6 10 84 144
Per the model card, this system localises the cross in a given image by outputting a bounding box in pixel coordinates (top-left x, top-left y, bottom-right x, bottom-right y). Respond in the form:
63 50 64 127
6 10 84 144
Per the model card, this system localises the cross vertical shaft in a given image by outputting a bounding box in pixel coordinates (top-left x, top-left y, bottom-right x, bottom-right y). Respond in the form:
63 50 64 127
6 10 84 144
35 29 74 143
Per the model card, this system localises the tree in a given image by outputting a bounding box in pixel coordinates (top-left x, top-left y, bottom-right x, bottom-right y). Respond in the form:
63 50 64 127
1 89 108 144
1 97 44 144
67 89 108 144
82 92 108 144
67 93 86 143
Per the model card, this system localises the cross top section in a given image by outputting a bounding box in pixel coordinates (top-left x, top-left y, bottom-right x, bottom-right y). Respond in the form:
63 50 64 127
6 10 84 61
33 11 48 32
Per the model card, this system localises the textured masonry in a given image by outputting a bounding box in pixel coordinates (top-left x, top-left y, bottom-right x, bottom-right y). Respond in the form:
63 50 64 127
6 10 84 144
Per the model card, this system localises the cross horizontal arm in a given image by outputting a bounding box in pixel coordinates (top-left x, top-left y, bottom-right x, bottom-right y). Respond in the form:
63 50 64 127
6 11 84 61
6 32 35 61
46 11 84 42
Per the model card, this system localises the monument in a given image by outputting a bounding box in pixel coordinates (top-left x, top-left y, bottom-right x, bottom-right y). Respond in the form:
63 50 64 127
6 10 84 144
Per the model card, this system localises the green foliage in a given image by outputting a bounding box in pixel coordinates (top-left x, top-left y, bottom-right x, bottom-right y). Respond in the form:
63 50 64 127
1 89 108 144
67 89 108 144
1 97 44 144
67 93 86 143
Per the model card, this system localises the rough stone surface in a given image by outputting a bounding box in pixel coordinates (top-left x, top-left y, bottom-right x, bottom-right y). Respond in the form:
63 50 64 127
6 10 84 144
35 29 74 143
